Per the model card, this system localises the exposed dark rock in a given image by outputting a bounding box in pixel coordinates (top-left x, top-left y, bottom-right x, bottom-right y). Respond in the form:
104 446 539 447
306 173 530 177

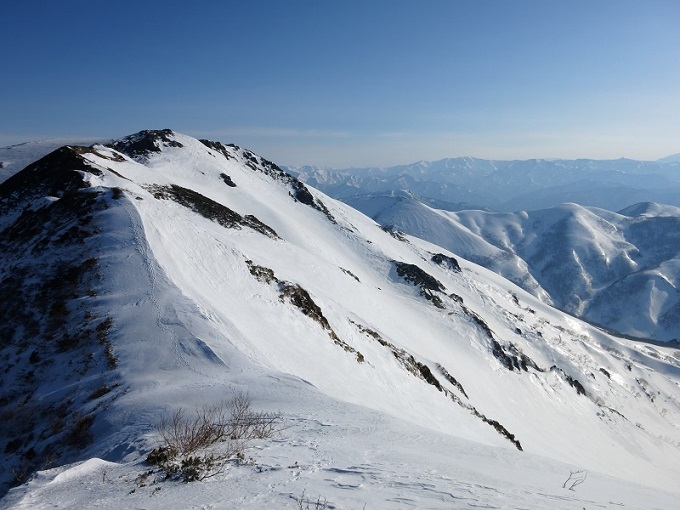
279 282 333 332
224 146 338 224
246 260 278 284
146 184 279 239
349 320 387 345
598 405 626 420
106 129 182 160
457 303 541 373
491 340 516 371
199 139 235 161
351 319 522 450
599 367 611 379
475 414 523 451
394 263 445 292
341 268 360 282
289 179 336 224
394 261 446 308
244 215 277 237
550 366 587 396
415 361 443 391
219 173 236 187
246 265 363 362
0 147 93 217
279 282 363 362
461 305 494 339
635 378 657 402
449 293 464 304
490 340 542 372
436 364 468 398
290 180 315 206
381 225 407 242
431 253 461 273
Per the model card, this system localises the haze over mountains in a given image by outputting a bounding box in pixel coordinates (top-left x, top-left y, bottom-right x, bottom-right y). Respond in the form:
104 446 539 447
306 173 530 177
287 156 680 213
2 131 680 508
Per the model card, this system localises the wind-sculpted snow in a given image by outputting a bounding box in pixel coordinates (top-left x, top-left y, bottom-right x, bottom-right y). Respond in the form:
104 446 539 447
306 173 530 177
2 130 680 508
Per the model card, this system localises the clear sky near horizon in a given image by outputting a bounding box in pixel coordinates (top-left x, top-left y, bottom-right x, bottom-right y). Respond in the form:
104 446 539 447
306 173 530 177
1 0 679 167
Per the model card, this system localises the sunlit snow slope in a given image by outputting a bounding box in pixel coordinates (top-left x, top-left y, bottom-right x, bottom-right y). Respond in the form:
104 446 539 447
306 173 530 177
1 130 680 508
357 194 680 342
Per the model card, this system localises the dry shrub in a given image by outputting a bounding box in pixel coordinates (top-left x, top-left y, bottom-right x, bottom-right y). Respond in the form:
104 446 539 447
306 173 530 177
147 392 280 482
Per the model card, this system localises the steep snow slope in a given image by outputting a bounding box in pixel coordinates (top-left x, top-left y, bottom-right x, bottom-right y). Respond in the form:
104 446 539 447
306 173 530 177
362 195 680 342
346 192 551 303
2 131 680 508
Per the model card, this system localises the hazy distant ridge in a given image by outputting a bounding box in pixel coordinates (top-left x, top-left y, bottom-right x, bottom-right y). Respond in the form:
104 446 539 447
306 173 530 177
288 155 680 213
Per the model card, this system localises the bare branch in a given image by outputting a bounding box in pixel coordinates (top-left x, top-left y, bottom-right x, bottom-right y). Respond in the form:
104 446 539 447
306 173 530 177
562 470 587 491
148 392 281 482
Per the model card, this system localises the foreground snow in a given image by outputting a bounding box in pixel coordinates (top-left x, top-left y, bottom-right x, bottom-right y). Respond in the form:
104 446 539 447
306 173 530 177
4 376 678 510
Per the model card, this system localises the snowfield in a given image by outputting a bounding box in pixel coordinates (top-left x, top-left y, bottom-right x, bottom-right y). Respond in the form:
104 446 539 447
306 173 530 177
4 387 679 510
344 192 680 343
1 130 679 509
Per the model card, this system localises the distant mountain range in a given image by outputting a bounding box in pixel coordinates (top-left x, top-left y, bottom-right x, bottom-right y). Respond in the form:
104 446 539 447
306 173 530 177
2 131 679 508
288 157 680 342
287 156 680 212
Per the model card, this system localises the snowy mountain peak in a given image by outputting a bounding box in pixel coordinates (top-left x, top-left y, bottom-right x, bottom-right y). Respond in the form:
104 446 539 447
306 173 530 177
106 128 183 160
2 131 680 508
618 201 680 217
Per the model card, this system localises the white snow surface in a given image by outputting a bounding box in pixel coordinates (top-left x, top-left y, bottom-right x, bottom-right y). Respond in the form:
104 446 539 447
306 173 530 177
2 131 680 509
355 194 680 342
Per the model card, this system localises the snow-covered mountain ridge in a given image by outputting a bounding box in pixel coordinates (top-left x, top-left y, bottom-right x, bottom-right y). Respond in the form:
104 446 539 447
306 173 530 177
1 130 680 508
0 138 104 185
353 194 680 343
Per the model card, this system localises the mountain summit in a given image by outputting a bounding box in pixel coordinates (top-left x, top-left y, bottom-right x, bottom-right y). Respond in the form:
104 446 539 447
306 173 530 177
1 130 679 508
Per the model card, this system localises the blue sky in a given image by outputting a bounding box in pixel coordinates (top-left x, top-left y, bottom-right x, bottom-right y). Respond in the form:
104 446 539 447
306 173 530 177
2 0 679 167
